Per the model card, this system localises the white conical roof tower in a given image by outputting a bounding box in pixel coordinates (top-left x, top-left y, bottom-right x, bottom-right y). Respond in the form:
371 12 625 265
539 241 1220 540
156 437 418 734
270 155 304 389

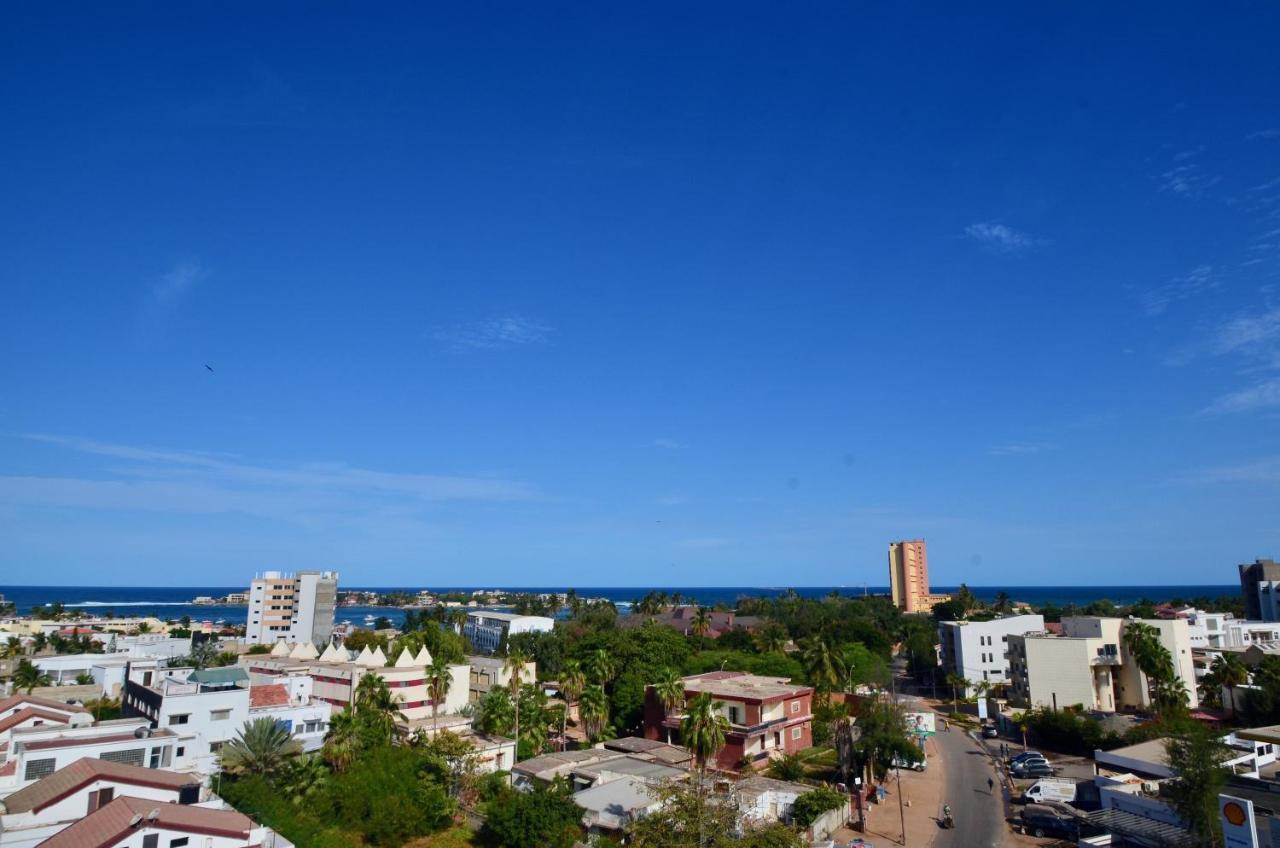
355 646 377 667
394 648 416 668
413 646 433 666
370 646 388 666
270 639 291 657
319 642 341 663
290 642 318 660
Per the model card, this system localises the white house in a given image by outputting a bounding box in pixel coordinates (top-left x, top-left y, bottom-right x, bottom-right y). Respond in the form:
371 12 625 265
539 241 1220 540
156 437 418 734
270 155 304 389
37 796 280 848
463 612 555 654
937 614 1045 696
0 757 201 848
246 677 331 754
122 666 252 776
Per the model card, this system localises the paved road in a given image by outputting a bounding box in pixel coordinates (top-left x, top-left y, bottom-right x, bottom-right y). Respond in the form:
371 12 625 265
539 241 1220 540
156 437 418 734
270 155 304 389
933 726 1006 848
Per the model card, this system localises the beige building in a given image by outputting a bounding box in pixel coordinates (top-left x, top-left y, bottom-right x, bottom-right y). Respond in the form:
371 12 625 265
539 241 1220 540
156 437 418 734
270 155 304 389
245 570 338 645
888 540 951 613
1007 617 1198 713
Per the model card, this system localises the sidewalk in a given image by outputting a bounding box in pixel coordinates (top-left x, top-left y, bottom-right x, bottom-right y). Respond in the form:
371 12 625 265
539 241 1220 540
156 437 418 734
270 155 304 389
828 734 947 847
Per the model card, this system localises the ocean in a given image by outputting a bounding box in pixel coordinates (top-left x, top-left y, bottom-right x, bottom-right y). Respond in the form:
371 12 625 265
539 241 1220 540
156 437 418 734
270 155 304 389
0 583 1241 628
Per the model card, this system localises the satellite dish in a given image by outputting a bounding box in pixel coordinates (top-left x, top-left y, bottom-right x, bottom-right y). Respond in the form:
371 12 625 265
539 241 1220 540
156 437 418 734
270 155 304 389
129 814 143 827
148 808 161 821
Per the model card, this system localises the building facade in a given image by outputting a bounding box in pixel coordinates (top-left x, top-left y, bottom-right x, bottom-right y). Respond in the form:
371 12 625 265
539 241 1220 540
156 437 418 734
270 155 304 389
462 612 555 654
888 540 950 613
642 672 813 771
937 614 1045 695
1240 559 1280 622
245 570 339 645
1007 617 1199 713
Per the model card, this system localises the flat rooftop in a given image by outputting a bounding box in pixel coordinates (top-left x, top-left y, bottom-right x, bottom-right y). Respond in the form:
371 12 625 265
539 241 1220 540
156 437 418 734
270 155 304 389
681 671 812 702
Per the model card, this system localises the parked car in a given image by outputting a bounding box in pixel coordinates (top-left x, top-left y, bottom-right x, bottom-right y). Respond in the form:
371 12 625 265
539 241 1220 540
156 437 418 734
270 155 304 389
1019 804 1080 839
891 754 926 771
981 723 999 738
1013 762 1057 778
1008 750 1043 765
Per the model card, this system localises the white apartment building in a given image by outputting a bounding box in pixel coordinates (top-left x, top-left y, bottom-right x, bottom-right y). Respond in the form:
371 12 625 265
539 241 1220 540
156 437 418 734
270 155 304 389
122 666 251 776
1180 608 1280 649
937 614 1045 695
245 570 338 645
463 611 555 654
1007 617 1198 713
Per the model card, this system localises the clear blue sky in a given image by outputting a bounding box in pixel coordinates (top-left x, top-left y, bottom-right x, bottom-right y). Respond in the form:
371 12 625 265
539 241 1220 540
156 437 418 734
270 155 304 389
2 4 1279 587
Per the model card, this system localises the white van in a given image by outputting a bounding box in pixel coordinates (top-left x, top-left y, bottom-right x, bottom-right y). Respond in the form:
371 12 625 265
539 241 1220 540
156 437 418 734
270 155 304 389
1021 778 1076 805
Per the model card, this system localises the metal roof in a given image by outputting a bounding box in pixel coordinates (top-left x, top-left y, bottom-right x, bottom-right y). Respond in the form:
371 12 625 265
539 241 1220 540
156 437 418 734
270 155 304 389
1083 809 1196 847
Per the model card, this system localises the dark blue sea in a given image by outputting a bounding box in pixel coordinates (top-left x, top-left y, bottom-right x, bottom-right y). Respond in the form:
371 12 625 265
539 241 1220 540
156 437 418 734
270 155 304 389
0 584 1240 628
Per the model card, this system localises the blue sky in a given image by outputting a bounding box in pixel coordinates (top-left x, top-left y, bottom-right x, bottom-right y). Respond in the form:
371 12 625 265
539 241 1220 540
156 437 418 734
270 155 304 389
2 4 1279 587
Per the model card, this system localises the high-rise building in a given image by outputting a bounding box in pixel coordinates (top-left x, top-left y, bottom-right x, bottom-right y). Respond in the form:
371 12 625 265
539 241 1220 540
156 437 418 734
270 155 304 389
246 570 339 645
1240 558 1280 621
888 540 950 613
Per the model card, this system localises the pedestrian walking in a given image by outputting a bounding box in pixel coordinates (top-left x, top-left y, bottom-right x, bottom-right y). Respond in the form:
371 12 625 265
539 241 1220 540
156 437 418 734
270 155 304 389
987 777 995 794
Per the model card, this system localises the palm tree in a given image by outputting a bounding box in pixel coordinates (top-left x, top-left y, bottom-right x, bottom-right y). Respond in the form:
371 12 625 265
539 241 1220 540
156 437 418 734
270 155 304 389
1122 622 1186 717
323 708 359 772
1 637 21 659
587 648 616 687
428 656 453 735
578 685 609 741
755 623 788 654
559 659 586 749
1210 654 1250 715
220 717 302 776
653 667 686 745
31 632 47 655
282 755 329 806
680 692 730 772
83 696 121 721
767 753 806 782
993 591 1011 614
691 607 712 643
12 659 51 693
505 648 531 760
355 672 404 745
945 673 972 710
800 635 840 699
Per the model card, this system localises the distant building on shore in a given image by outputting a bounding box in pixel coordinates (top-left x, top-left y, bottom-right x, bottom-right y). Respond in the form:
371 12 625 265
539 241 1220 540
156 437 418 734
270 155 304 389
1240 558 1280 621
245 570 339 645
888 539 951 613
463 611 554 654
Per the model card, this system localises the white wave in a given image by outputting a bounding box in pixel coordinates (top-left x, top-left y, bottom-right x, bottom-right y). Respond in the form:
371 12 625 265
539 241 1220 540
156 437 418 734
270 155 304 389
65 601 198 608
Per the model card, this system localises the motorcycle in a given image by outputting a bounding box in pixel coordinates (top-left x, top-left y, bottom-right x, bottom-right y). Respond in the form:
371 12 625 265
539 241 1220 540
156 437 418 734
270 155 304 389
941 805 955 829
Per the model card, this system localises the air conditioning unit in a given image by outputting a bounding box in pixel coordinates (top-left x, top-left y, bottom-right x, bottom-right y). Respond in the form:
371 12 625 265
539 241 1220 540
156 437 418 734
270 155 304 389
1141 781 1160 794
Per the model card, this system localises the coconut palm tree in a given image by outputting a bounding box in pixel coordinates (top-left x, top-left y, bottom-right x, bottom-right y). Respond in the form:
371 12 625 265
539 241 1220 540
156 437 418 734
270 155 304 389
993 591 1012 614
800 635 840 699
1 637 21 659
559 659 586 749
691 607 712 642
12 659 51 693
1209 654 1249 715
505 648 530 760
755 623 788 654
653 667 686 744
578 684 609 741
680 691 730 773
31 632 47 655
355 672 404 745
428 655 453 735
323 708 359 772
220 717 302 776
587 648 616 687
282 755 329 806
945 673 972 710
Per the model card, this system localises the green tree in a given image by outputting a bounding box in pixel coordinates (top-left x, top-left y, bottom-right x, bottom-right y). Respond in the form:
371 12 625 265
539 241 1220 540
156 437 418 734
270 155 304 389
791 786 846 827
766 753 807 782
587 647 617 686
482 780 583 848
74 672 95 685
853 699 919 781
1122 622 1187 718
12 659 51 693
559 658 586 746
629 780 802 848
323 708 359 772
681 691 730 771
328 745 455 845
755 622 789 654
83 696 121 720
944 672 972 710
427 655 453 735
1164 726 1229 848
281 755 329 806
654 666 686 744
578 684 610 741
354 672 403 748
691 607 713 642
220 717 303 776
505 648 531 760
799 635 840 699
1204 654 1249 714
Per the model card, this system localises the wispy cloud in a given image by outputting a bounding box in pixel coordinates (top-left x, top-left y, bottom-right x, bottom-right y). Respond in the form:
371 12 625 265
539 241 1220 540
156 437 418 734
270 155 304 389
1141 265 1219 316
1247 129 1280 141
1157 149 1220 197
3 434 537 522
1203 377 1280 415
431 315 552 351
1187 455 1280 484
963 222 1044 254
651 438 686 450
1211 306 1280 357
989 442 1056 457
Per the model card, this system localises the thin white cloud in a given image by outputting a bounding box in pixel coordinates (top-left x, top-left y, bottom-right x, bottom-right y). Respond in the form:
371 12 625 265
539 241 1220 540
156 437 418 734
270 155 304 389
962 222 1044 254
1158 162 1220 197
1141 265 1219 316
1212 307 1280 357
1247 129 1280 141
151 261 208 307
989 442 1056 457
1202 377 1280 415
4 434 537 522
651 438 686 450
431 315 552 351
1187 456 1280 484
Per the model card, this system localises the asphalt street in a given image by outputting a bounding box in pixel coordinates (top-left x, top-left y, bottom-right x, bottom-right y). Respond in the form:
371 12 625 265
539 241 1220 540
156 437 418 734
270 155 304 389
932 725 1006 848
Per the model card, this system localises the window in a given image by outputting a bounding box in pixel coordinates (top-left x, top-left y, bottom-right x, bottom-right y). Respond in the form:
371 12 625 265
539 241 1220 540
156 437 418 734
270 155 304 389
24 758 56 780
176 746 185 757
88 787 115 812
142 836 159 848
169 839 189 847
169 714 190 725
791 727 802 740
210 709 231 721
790 701 800 714
100 748 145 767
209 741 224 753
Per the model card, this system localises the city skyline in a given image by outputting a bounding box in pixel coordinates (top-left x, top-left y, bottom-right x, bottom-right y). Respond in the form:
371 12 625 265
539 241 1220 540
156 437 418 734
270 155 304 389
3 5 1280 586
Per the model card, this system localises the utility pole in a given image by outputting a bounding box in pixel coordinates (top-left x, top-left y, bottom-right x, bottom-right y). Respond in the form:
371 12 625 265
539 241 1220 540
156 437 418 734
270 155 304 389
896 765 907 845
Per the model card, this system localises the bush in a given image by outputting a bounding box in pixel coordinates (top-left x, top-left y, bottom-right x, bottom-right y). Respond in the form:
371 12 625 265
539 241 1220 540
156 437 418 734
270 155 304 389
792 786 846 827
328 746 454 845
482 780 583 848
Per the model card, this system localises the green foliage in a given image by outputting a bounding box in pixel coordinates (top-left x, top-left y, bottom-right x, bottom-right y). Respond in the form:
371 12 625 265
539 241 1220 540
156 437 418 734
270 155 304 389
852 700 918 781
507 630 564 678
220 717 303 776
12 659 52 693
791 786 845 827
766 753 807 782
683 650 804 680
629 780 802 848
482 779 583 848
1164 726 1230 847
682 691 730 769
1020 707 1121 756
329 745 454 845
218 775 353 848
246 644 272 655
342 629 389 653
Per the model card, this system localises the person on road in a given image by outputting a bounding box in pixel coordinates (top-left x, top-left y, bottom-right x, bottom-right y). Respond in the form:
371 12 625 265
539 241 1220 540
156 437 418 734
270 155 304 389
987 777 995 794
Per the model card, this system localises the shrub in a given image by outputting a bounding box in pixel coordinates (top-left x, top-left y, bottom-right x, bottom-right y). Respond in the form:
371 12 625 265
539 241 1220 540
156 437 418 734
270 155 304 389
792 786 846 827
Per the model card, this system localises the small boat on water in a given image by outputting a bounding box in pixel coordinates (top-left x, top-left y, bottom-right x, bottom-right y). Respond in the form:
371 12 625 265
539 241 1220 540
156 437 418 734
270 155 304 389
363 614 376 624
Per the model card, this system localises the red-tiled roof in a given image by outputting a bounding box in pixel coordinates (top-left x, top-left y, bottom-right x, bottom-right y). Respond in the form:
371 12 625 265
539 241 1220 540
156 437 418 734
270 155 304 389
248 684 290 708
1 757 198 814
40 796 254 848
0 694 87 717
0 708 71 736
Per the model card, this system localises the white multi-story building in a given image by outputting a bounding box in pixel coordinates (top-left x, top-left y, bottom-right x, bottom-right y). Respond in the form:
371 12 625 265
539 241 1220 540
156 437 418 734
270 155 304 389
122 665 251 776
463 612 555 654
0 718 193 796
937 614 1045 696
1007 617 1199 713
245 570 338 645
1179 608 1280 650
